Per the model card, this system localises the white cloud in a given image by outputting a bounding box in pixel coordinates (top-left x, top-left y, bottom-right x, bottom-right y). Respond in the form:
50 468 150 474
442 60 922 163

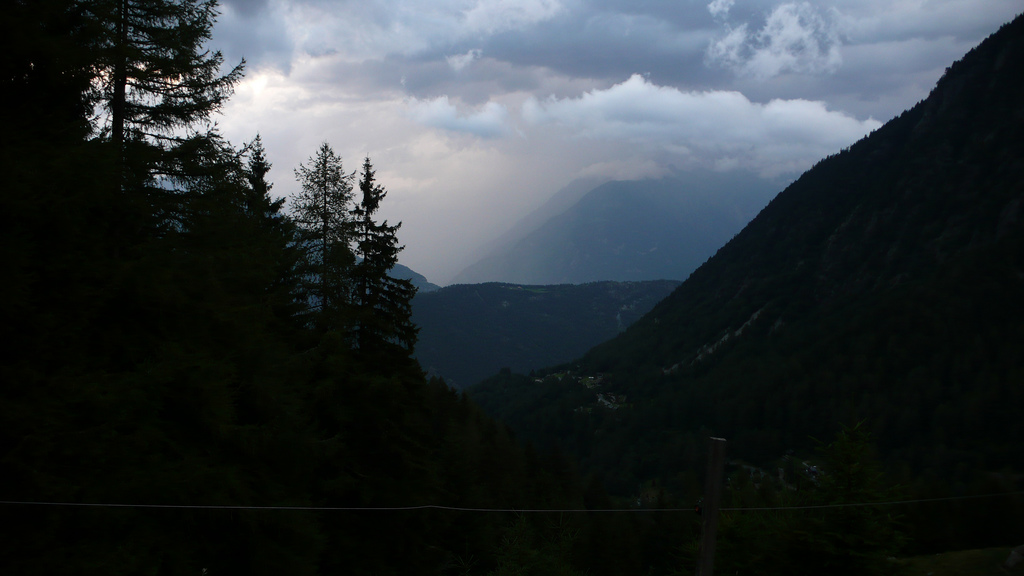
523 74 880 176
407 96 510 138
707 0 734 20
707 2 843 78
464 0 565 34
706 23 749 68
831 0 1023 43
211 0 1020 283
447 48 483 71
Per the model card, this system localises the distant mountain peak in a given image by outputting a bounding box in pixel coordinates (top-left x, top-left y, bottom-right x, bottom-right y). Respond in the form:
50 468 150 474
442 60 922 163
391 263 440 292
469 13 1024 502
453 170 784 285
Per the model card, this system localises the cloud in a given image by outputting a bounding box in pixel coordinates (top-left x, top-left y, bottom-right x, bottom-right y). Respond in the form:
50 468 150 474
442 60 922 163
464 0 566 34
210 0 1021 283
407 96 510 138
211 0 292 71
831 0 1023 43
447 49 483 72
707 2 842 78
707 0 734 20
221 0 271 18
522 74 880 176
267 0 567 64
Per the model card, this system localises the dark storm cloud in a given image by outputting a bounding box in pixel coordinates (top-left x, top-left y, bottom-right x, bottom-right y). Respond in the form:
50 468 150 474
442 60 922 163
220 0 271 18
477 10 726 90
345 0 1014 116
211 0 291 71
211 0 1024 283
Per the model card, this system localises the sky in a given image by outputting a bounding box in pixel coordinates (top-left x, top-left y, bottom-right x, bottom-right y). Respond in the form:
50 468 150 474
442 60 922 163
208 0 1022 284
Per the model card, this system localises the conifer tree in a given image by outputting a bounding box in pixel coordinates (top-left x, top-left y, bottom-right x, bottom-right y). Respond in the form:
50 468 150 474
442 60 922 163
2 0 95 143
82 0 244 201
244 135 275 213
291 143 356 322
351 156 418 354
90 0 244 151
241 135 306 331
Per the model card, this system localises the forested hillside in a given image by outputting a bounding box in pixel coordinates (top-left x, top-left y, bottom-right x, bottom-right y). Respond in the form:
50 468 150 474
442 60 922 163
412 280 679 387
6 1 1024 574
471 12 1024 555
0 2 624 574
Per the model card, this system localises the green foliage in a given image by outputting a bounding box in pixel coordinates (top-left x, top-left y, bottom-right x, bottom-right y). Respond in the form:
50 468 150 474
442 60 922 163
487 516 582 576
716 425 906 576
898 547 1024 576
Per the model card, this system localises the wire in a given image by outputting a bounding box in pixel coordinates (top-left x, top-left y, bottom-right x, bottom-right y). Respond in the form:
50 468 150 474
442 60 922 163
1 490 1022 513
0 501 645 513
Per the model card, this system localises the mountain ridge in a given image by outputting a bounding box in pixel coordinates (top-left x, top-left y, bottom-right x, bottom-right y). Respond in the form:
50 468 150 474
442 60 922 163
583 16 1024 374
412 279 679 388
392 262 440 292
453 170 783 285
468 14 1024 539
458 176 608 272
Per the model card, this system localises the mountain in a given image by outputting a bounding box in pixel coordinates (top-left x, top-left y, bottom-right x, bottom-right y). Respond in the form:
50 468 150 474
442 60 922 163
0 4 686 574
392 262 440 292
469 13 1024 550
462 176 608 267
411 280 679 388
452 171 782 285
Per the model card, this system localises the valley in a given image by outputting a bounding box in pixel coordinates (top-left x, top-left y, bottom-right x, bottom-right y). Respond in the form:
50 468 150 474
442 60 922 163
4 2 1023 574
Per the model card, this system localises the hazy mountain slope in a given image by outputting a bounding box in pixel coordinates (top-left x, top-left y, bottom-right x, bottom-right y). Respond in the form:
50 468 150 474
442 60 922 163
411 280 679 388
392 262 440 292
462 176 607 269
583 15 1024 376
452 171 781 284
469 13 1024 535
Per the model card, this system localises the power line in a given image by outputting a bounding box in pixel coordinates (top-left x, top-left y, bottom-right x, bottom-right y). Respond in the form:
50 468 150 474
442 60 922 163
1 490 1021 513
0 501 643 513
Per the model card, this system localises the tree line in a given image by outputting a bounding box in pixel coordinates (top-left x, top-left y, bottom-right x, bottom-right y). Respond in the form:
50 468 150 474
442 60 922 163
1 0 930 574
0 1 588 573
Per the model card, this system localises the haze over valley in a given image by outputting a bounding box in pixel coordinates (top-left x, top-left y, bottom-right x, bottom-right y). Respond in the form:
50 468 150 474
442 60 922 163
209 0 1023 284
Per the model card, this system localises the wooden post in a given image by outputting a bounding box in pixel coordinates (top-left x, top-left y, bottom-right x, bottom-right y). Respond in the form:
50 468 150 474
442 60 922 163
696 437 727 576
